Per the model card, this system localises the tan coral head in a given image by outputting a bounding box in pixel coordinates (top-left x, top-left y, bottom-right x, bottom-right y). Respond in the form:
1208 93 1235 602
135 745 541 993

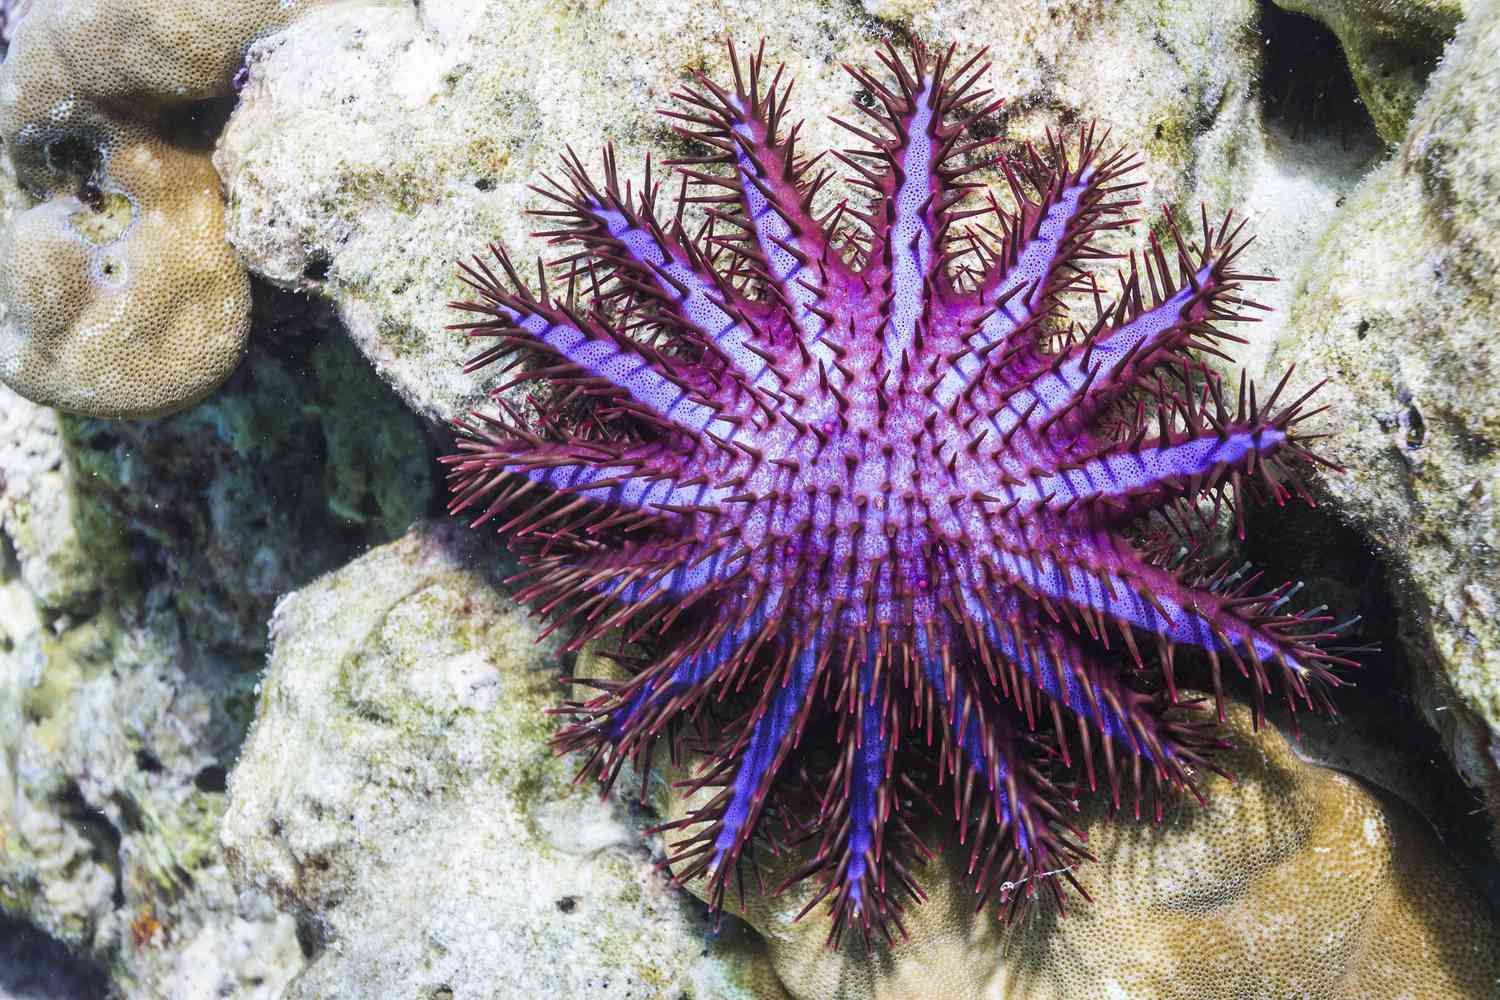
0 0 336 419
0 135 250 419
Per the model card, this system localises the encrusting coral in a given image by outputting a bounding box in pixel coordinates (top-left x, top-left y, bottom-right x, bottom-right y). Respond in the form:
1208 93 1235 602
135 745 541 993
652 691 1500 999
0 0 331 419
445 40 1360 943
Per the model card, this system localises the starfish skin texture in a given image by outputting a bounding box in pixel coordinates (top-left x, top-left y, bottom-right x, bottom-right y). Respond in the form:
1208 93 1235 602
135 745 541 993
442 41 1350 946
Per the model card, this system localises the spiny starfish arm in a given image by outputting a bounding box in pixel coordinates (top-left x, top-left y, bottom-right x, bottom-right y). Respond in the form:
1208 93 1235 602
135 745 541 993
780 657 925 947
659 638 827 913
444 437 729 536
914 625 1091 912
553 594 778 792
935 129 1141 408
1006 410 1312 521
1009 546 1346 723
835 44 1003 371
872 55 938 372
998 209 1271 439
1000 365 1334 535
536 146 782 395
507 541 752 651
986 601 1223 819
665 42 852 366
449 246 741 440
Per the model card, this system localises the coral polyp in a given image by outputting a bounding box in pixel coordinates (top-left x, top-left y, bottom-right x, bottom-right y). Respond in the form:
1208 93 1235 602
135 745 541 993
443 41 1350 945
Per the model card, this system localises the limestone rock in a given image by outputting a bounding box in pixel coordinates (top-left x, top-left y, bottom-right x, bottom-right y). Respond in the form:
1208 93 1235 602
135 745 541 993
221 522 777 999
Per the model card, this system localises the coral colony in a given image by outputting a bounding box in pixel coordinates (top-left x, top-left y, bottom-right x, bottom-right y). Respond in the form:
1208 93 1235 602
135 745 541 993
444 41 1351 945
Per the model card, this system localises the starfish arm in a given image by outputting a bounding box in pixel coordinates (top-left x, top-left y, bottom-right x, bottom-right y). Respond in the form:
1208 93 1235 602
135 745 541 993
834 44 1004 371
1004 545 1344 719
782 654 920 946
444 438 731 534
934 130 1138 408
604 544 753 608
665 44 852 366
877 69 939 371
505 543 760 657
661 638 826 912
553 593 782 796
913 624 1088 910
1010 421 1299 515
537 148 782 393
984 597 1220 815
984 213 1271 437
451 250 740 440
840 683 894 928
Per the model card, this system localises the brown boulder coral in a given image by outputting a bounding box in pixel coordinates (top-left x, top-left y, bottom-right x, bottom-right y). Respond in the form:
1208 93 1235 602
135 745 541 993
653 693 1500 998
0 0 332 418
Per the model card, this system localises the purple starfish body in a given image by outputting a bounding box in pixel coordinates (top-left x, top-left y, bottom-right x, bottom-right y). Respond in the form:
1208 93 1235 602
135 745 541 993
444 41 1347 944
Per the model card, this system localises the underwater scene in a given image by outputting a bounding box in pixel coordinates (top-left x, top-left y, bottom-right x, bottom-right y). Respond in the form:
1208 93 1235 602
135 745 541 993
1 1 1498 997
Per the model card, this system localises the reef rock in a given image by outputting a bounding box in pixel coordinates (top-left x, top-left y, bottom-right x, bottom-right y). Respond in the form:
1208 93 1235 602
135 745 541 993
0 282 433 992
221 522 779 999
1271 0 1500 837
216 0 1376 423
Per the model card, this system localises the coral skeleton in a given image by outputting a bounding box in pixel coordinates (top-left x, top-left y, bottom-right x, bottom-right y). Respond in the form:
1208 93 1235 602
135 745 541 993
443 41 1352 945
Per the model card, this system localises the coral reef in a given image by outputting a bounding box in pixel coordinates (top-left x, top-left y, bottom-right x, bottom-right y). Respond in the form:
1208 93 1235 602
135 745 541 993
0 0 1492 995
0 286 433 992
0 0 331 418
444 41 1350 938
1271 0 1500 836
221 523 780 999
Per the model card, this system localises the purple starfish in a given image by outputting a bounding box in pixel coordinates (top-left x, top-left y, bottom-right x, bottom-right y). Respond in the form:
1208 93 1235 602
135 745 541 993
443 41 1349 945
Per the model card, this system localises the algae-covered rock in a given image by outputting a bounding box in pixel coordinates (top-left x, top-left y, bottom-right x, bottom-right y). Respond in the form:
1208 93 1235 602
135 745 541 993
0 280 434 992
217 0 1370 424
1271 0 1500 836
221 522 780 999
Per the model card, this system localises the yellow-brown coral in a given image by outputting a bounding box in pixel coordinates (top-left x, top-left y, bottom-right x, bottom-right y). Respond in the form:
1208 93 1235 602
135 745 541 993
0 0 331 418
654 692 1500 998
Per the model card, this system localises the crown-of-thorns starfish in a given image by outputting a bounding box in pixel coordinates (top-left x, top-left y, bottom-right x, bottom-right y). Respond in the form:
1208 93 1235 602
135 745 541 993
442 39 1355 947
